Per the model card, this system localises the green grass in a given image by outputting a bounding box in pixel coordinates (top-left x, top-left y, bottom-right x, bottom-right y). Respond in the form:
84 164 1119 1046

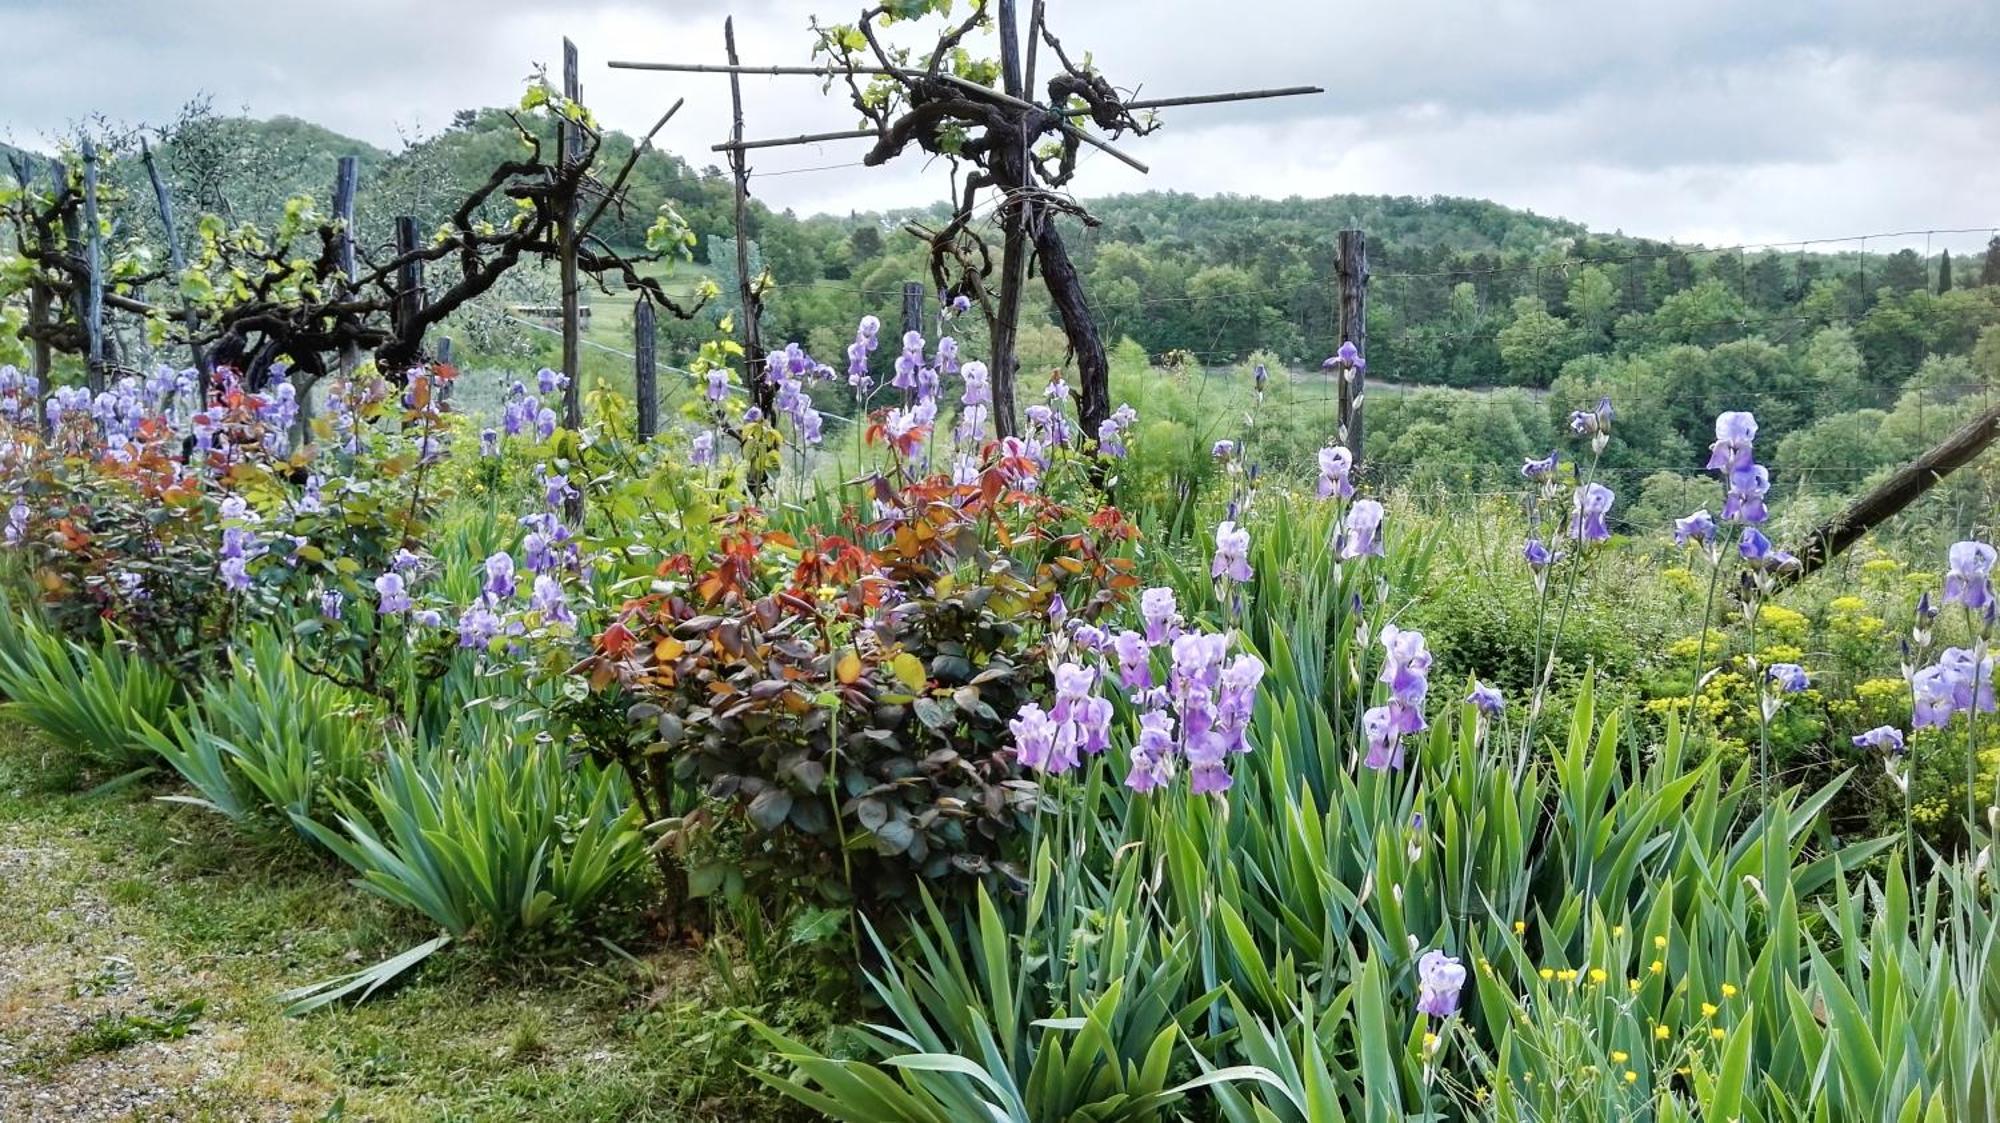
0 725 809 1122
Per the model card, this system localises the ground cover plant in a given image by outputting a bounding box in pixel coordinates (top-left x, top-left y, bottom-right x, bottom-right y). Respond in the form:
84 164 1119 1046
3 21 2000 1117
3 274 1998 1119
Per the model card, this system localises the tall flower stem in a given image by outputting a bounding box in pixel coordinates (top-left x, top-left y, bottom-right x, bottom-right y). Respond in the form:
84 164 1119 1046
1749 596 1771 812
1681 537 1735 737
1903 753 1918 896
1520 448 1604 773
1965 614 1984 850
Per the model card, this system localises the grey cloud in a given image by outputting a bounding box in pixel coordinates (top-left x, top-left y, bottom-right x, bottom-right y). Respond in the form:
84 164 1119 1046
0 0 1994 249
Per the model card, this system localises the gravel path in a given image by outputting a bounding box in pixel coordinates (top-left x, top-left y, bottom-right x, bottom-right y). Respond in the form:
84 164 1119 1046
0 822 286 1121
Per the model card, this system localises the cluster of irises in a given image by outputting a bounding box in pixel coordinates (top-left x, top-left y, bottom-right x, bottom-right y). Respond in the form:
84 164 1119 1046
487 367 567 452
1849 540 1998 796
1007 587 1265 795
1672 410 1796 583
450 479 582 650
8 363 206 461
1512 396 1621 591
1665 410 1816 725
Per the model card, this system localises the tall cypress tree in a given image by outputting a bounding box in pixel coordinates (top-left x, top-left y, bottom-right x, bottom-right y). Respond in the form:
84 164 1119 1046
1938 249 1953 293
1982 235 2000 287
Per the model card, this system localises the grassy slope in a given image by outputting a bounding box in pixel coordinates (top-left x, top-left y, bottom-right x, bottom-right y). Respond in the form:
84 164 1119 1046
0 727 789 1123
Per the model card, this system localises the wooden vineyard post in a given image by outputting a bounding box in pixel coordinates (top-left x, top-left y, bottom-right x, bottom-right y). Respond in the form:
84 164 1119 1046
80 139 105 393
724 17 771 416
559 37 584 434
9 152 53 425
902 281 925 341
1336 227 1368 471
392 216 424 348
140 138 211 399
634 298 658 441
332 156 361 381
607 14 1320 445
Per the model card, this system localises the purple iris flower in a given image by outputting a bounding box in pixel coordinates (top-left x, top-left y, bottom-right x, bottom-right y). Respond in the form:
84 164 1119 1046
1520 450 1559 481
1939 647 1997 715
374 572 411 615
522 529 555 574
1706 411 1758 472
961 362 990 406
544 474 576 510
1739 528 1773 563
537 367 566 396
1945 541 1997 612
1723 464 1770 525
1212 439 1236 461
1212 521 1253 583
1141 587 1180 646
1341 499 1386 560
1361 705 1403 771
1852 726 1905 754
320 589 344 619
1468 680 1504 716
1912 664 1958 729
1767 663 1810 693
1416 950 1467 1018
1323 340 1365 374
535 407 558 442
1127 707 1177 793
1070 624 1106 655
1170 633 1229 704
1378 625 1433 707
1318 445 1355 499
1009 703 1062 774
530 574 575 626
1215 653 1264 754
480 428 500 458
483 552 517 601
1098 418 1127 459
1675 509 1717 548
691 432 716 466
1187 760 1232 795
1568 482 1614 543
1523 538 1554 572
705 369 729 403
457 602 505 649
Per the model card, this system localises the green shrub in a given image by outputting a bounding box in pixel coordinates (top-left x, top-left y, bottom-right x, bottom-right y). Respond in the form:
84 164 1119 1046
0 612 177 775
139 628 380 836
302 730 643 943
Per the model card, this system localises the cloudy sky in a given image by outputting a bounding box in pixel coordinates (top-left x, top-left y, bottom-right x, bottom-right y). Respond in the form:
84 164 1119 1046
4 0 1996 252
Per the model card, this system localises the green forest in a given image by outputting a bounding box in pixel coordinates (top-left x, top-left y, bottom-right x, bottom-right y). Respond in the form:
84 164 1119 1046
8 106 2000 513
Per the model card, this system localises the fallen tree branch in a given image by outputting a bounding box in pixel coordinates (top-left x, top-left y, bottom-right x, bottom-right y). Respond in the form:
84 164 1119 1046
1776 398 2000 589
